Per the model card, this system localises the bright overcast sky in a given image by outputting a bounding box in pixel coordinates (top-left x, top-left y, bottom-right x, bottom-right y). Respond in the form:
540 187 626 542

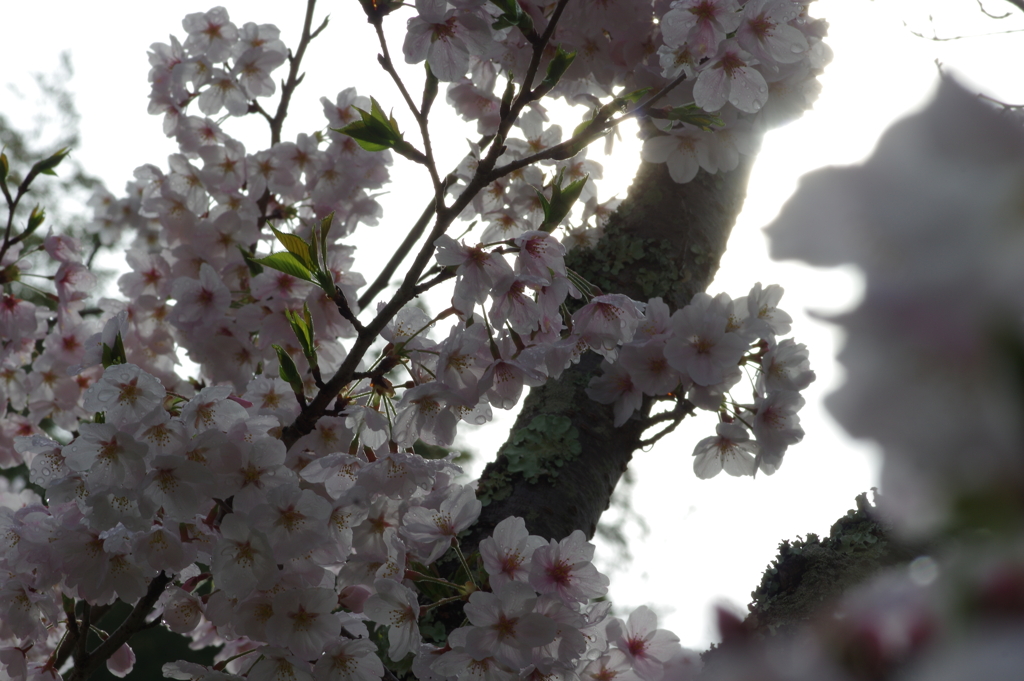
7 0 1024 649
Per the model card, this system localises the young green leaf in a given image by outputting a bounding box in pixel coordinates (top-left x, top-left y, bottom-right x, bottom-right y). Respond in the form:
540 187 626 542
540 47 576 92
272 344 305 395
252 252 315 282
240 245 264 276
31 147 70 177
101 332 128 368
319 212 335 272
271 226 314 269
539 169 588 232
657 104 725 132
26 206 46 234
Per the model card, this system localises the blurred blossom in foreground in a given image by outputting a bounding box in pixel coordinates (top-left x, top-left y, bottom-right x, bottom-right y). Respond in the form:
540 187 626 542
696 77 1024 681
766 78 1024 537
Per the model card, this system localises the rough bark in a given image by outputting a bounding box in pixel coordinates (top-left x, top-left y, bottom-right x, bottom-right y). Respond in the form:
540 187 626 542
463 155 755 551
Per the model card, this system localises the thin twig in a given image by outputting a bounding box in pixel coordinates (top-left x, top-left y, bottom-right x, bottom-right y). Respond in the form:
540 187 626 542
357 199 437 311
979 0 1013 19
637 399 696 448
371 21 445 197
268 0 328 145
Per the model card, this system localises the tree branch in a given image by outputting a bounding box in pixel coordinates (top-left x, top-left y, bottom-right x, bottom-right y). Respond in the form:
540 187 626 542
64 573 172 681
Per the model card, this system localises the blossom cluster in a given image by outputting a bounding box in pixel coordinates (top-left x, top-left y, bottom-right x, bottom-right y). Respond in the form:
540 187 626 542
404 0 831 189
0 2 828 679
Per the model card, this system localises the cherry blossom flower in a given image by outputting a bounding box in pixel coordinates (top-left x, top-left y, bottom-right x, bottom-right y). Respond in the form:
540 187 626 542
210 512 278 599
160 587 205 633
751 389 805 475
514 232 566 287
661 0 742 57
363 578 422 660
182 7 238 62
247 647 314 681
586 361 644 427
106 643 136 678
179 385 248 435
171 263 232 328
736 0 807 67
265 587 341 660
664 293 748 386
463 581 558 669
403 0 494 81
692 422 758 479
82 364 166 428
641 130 714 185
232 46 286 98
480 517 547 588
694 41 769 114
314 638 384 681
607 606 681 681
529 530 609 605
761 339 815 392
250 484 332 562
402 484 482 563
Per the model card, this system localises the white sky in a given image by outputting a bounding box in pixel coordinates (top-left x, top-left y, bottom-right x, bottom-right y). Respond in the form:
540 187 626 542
6 0 1024 650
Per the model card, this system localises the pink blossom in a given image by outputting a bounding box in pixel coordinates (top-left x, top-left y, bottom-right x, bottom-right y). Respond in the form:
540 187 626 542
463 581 558 669
660 0 742 58
694 41 769 114
210 512 278 599
403 484 482 563
736 0 808 68
529 530 609 605
313 638 384 681
364 578 422 660
480 517 547 588
752 389 805 475
265 587 341 660
182 7 238 62
607 606 681 681
82 363 166 428
692 422 758 479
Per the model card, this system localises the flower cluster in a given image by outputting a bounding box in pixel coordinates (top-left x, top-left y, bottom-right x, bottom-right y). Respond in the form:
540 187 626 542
0 1 828 679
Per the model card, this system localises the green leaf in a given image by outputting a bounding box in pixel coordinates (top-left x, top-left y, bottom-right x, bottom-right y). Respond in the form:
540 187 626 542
334 97 406 153
336 120 396 152
657 104 725 132
319 213 335 267
252 251 314 282
26 206 45 234
422 63 439 113
272 344 305 395
101 332 128 369
617 87 651 106
270 227 313 269
539 170 588 232
30 147 69 178
540 47 576 92
0 153 8 184
489 0 532 32
285 304 318 370
572 118 594 139
240 245 263 276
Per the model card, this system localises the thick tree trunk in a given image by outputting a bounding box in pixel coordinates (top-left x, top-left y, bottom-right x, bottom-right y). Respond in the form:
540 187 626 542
463 155 755 551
